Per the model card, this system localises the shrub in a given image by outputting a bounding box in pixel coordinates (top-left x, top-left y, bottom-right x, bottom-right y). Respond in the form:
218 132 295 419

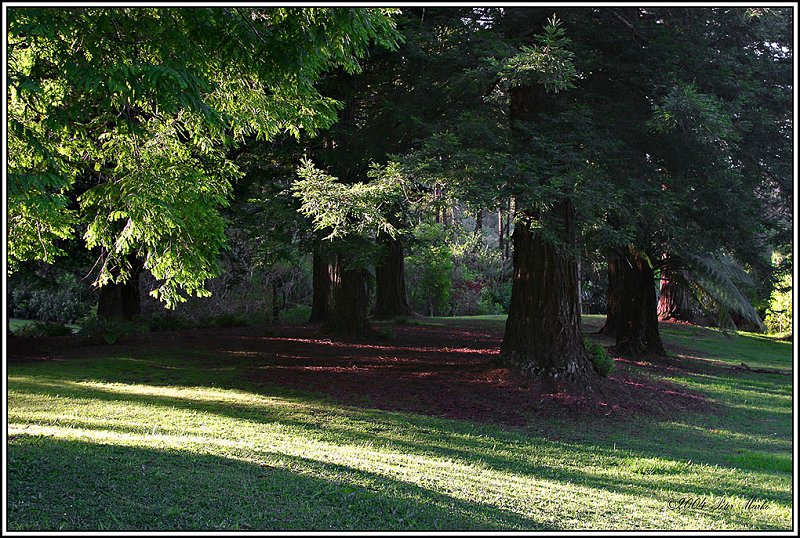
764 259 792 335
375 326 396 340
406 223 453 317
586 342 615 377
281 304 312 324
146 315 195 332
9 272 93 324
78 317 146 345
200 313 249 328
15 321 74 338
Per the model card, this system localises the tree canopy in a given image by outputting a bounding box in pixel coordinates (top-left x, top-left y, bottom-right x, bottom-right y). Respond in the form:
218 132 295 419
8 7 400 307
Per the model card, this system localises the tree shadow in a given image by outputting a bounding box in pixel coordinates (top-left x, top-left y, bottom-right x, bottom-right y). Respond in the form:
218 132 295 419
7 435 551 531
9 376 791 511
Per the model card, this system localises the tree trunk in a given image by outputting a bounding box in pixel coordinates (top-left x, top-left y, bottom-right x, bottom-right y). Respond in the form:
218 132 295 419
577 254 583 316
599 253 624 337
309 248 332 323
657 270 695 322
612 249 666 356
327 253 371 336
498 204 596 384
373 236 414 319
97 258 141 321
498 208 505 259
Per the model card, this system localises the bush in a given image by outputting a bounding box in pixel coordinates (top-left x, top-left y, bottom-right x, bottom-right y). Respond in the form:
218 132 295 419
15 321 74 338
375 326 397 340
477 281 512 315
281 304 312 324
10 271 93 324
78 317 146 345
586 342 615 377
764 256 792 335
406 223 454 317
199 313 249 328
146 315 195 332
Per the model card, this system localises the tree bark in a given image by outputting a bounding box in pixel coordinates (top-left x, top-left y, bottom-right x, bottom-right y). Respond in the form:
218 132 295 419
599 253 624 337
611 249 666 356
373 235 414 319
326 252 371 336
309 248 332 323
498 204 596 384
496 79 596 384
97 257 141 321
498 208 505 260
657 269 695 322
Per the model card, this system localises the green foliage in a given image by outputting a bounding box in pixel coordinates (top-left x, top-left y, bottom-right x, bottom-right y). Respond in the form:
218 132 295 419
764 253 792 335
687 252 766 332
9 270 93 324
586 341 615 377
375 326 398 341
14 321 75 338
649 83 737 147
145 315 195 332
77 317 147 345
281 304 313 324
406 223 454 317
500 16 577 93
292 159 404 241
199 313 250 329
8 7 400 307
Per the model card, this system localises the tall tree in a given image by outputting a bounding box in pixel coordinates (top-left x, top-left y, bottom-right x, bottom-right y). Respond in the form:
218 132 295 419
582 7 791 350
8 7 400 319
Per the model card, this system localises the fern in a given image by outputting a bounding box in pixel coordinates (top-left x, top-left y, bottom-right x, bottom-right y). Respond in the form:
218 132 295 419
684 251 766 332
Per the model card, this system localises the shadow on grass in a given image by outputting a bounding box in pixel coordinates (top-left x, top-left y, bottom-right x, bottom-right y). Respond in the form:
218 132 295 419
9 376 791 510
7 435 550 531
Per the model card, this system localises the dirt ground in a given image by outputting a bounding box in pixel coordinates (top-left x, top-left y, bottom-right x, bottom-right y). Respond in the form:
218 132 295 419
6 320 716 428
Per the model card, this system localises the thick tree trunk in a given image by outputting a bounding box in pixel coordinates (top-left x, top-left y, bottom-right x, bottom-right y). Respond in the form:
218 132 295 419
498 204 596 384
657 270 695 322
309 249 332 323
327 253 371 336
611 250 665 356
97 259 141 321
373 236 414 319
599 253 624 337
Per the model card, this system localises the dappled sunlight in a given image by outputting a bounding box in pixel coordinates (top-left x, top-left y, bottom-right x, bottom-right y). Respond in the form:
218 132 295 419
266 336 498 356
8 368 792 530
7 317 793 530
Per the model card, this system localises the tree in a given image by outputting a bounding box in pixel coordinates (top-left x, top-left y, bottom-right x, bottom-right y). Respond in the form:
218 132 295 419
393 11 603 382
582 8 791 350
292 160 403 335
8 7 400 319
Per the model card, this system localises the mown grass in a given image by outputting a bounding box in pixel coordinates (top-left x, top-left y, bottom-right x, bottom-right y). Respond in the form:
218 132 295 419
6 316 794 531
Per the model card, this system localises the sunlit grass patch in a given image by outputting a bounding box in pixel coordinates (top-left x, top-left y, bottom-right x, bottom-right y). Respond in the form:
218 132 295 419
7 316 794 531
731 451 793 474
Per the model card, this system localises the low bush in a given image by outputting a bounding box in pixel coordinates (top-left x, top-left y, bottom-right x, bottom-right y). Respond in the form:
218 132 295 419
146 315 195 332
14 321 74 338
77 318 146 345
281 304 312 324
199 313 249 328
586 342 615 377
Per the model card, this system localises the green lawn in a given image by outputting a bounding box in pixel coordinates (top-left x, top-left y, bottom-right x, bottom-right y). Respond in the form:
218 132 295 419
7 316 794 530
9 318 81 335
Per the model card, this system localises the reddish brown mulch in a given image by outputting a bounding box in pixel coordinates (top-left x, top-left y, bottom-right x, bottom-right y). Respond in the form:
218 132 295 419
7 322 716 428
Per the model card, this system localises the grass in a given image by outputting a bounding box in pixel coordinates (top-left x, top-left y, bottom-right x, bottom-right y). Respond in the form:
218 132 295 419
9 318 81 335
6 316 794 531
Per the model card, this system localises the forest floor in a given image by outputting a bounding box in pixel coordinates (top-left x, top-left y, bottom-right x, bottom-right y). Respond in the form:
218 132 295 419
6 315 794 530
